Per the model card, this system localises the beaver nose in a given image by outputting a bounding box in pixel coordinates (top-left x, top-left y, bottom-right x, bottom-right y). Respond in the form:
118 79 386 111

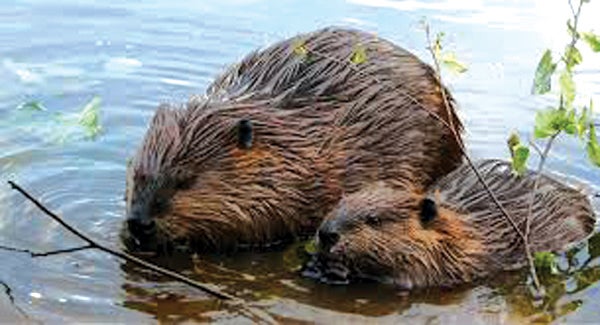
318 228 340 249
126 217 156 239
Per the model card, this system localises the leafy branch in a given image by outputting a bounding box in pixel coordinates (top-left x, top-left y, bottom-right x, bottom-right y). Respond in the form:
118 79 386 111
421 20 547 293
508 0 600 295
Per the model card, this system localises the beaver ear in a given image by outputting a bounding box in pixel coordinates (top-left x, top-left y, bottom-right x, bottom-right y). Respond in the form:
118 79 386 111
237 119 253 149
420 198 437 224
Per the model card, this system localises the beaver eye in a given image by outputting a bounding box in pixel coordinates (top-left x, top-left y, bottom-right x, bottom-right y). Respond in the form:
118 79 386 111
420 198 437 224
237 119 253 149
151 196 169 214
175 178 193 190
365 214 381 227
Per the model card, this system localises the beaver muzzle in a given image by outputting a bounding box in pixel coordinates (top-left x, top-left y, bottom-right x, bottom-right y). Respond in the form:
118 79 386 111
123 203 159 250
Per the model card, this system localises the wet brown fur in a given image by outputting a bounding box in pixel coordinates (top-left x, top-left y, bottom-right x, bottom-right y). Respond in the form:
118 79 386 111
316 160 596 289
124 27 464 252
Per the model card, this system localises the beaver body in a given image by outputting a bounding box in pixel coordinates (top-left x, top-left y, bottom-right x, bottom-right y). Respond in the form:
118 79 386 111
309 159 596 289
123 27 463 252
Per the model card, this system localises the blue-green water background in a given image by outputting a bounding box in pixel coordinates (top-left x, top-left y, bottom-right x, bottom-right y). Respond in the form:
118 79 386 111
0 0 599 323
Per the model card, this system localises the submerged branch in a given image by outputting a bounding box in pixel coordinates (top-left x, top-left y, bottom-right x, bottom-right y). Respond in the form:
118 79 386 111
7 181 276 324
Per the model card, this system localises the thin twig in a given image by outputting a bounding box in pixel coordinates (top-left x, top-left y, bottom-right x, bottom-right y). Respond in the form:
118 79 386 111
0 280 30 321
8 181 234 300
528 139 544 157
421 26 526 240
422 24 540 290
524 132 559 291
424 24 456 136
7 181 276 324
421 22 545 292
563 0 583 67
568 0 577 23
0 244 93 257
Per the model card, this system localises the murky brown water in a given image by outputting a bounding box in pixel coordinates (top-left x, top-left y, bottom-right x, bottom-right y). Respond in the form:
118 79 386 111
1 0 600 323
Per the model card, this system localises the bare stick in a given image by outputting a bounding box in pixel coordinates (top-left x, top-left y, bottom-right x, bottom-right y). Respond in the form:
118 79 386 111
529 139 544 157
525 133 559 290
0 244 93 257
7 181 235 300
7 181 276 324
0 280 30 321
420 25 544 291
424 23 456 135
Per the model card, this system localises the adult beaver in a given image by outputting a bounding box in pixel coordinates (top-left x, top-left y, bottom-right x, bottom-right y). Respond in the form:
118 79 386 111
123 27 463 252
307 159 596 289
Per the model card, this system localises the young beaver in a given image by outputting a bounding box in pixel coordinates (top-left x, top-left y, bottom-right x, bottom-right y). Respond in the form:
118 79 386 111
123 27 464 253
307 159 596 289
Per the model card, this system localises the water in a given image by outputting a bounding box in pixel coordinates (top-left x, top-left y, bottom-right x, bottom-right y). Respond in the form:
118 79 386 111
1 0 599 323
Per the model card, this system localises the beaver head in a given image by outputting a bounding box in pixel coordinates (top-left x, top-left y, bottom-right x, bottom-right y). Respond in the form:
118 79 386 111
123 100 315 253
306 160 596 289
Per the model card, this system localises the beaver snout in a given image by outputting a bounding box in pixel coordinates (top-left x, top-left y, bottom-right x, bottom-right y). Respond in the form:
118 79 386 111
127 217 156 239
317 220 341 250
124 202 158 245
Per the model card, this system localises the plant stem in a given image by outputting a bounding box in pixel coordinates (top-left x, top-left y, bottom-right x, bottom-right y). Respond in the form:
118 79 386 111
422 25 527 242
564 0 584 68
524 132 560 291
423 21 544 293
424 24 456 134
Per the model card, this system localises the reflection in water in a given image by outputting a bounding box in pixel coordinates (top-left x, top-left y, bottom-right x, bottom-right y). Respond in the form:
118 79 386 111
0 0 599 323
115 234 600 323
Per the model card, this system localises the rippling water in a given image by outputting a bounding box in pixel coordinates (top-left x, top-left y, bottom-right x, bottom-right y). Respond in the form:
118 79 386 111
1 0 599 323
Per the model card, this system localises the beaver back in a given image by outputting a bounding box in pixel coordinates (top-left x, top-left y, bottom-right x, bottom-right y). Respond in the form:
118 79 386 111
125 27 465 252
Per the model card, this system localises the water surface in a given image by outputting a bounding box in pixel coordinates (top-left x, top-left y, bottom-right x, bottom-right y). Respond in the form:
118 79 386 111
1 0 600 323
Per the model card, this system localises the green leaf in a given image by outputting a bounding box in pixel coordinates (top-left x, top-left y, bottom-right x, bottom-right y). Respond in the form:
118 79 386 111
433 32 445 59
534 251 558 275
564 109 577 135
17 100 46 111
350 44 368 65
534 109 562 138
304 239 317 254
532 50 557 94
566 19 577 38
77 96 102 139
559 70 576 108
577 106 590 138
507 131 521 157
440 52 468 74
581 32 600 52
292 39 308 58
587 124 600 167
564 45 582 70
511 144 530 176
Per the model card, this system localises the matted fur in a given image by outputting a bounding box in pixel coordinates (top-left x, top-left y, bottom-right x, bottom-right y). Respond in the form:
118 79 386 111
124 27 464 252
310 159 596 289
